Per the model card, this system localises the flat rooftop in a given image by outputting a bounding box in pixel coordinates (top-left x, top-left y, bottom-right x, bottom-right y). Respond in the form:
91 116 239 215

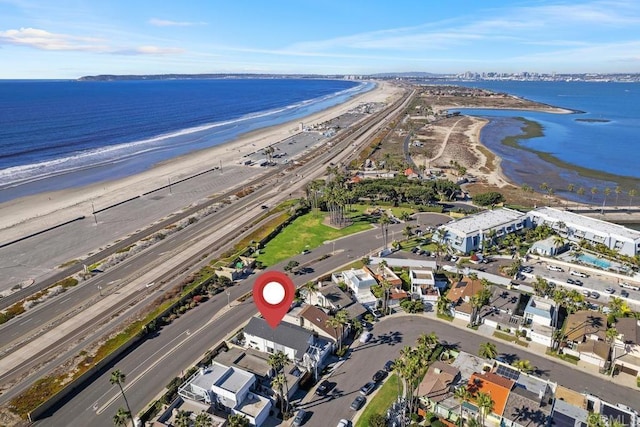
235 392 271 418
530 207 640 241
443 208 525 235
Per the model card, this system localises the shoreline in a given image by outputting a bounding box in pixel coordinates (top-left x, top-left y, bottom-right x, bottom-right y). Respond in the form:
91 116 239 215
0 80 403 243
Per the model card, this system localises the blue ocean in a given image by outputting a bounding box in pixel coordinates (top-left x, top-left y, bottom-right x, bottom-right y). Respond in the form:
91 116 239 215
0 78 368 202
447 80 640 203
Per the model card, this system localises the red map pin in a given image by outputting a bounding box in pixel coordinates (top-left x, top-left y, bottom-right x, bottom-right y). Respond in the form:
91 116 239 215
253 271 296 328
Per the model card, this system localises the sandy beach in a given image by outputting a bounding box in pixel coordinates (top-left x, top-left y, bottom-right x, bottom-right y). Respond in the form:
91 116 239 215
0 81 403 244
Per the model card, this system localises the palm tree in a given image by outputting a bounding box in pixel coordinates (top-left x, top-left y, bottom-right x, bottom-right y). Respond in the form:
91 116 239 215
113 407 130 427
608 297 631 319
195 411 213 427
615 186 622 206
437 295 451 315
379 213 392 249
326 316 344 351
110 369 132 425
380 278 393 314
267 351 292 413
603 187 611 208
478 342 497 360
302 281 317 304
513 359 534 373
629 188 638 210
454 386 472 426
590 187 598 203
271 373 286 415
227 413 250 427
175 410 191 427
606 327 619 376
476 391 494 427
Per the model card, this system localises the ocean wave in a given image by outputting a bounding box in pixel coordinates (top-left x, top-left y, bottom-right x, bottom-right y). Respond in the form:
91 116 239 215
0 81 367 189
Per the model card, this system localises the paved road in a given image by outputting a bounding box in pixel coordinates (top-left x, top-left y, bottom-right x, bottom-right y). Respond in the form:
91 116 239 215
299 314 640 427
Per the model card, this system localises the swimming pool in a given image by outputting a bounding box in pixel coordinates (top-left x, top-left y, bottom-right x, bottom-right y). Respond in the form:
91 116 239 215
577 253 612 269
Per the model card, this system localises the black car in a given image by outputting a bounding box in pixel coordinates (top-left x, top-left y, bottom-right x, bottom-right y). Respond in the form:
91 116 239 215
360 381 376 395
566 278 576 284
315 380 332 396
350 395 366 410
372 369 388 383
384 360 395 372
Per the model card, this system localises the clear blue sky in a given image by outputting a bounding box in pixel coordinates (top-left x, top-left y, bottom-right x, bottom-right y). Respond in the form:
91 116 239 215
1 0 639 78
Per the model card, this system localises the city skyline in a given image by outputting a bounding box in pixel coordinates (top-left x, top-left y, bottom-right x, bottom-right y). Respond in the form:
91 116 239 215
0 0 639 79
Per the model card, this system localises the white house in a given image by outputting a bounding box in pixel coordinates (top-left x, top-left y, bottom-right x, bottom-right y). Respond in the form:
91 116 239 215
523 297 557 327
178 362 272 426
332 268 378 307
243 316 332 368
410 269 440 303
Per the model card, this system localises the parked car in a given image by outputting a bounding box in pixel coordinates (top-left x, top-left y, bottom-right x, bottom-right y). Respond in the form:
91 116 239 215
292 409 307 426
350 395 366 410
574 279 583 286
337 420 350 427
590 291 600 299
605 287 615 294
621 290 630 297
567 278 576 285
384 360 396 372
367 307 382 318
570 270 588 278
547 265 564 272
360 381 376 395
582 290 591 297
372 369 388 383
301 249 311 255
360 331 373 344
315 380 333 396
620 282 640 291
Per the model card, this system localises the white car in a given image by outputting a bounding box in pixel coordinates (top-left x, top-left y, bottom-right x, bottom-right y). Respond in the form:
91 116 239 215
360 331 372 343
337 419 350 427
547 265 564 272
570 270 588 278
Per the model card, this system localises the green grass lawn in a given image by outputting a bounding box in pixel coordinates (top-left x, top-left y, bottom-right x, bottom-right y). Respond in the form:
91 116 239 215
356 374 402 427
256 210 375 267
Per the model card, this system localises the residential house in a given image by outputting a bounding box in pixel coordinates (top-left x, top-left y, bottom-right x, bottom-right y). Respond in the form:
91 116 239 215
177 362 272 426
528 206 640 257
332 268 378 307
501 372 554 427
213 346 301 400
550 398 588 427
612 317 640 378
586 394 639 427
298 305 346 344
446 278 486 323
418 361 460 416
153 397 225 427
529 236 566 257
410 269 440 305
436 208 530 254
521 297 557 347
243 317 332 372
479 287 523 330
364 264 402 287
314 282 353 310
466 372 515 425
563 311 609 368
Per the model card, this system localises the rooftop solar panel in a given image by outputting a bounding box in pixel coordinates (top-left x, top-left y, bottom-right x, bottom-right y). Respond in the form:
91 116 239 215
496 364 520 381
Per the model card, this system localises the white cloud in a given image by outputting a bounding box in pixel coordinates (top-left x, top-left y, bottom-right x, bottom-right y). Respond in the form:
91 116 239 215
0 27 184 56
0 27 108 51
148 18 206 27
113 45 185 55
